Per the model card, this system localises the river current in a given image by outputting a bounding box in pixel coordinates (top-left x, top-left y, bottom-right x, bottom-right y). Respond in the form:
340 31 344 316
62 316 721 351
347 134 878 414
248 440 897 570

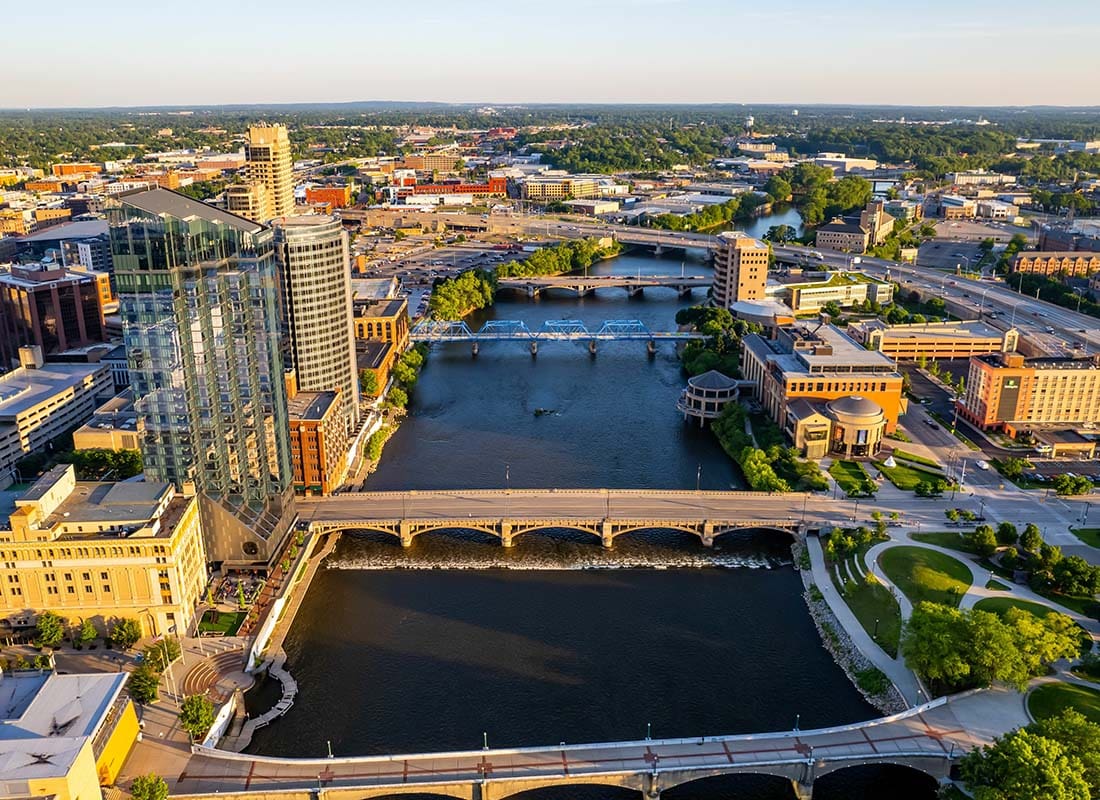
248 229 940 798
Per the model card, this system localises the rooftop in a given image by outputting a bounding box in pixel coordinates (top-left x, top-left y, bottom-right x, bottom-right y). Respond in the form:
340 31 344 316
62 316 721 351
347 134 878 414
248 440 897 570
356 340 392 370
0 671 128 780
850 319 1008 340
120 187 262 234
0 363 110 420
287 390 339 422
15 219 108 243
354 298 406 319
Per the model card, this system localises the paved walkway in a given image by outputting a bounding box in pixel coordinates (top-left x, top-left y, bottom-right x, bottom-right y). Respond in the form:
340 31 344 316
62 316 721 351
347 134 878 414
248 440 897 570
806 536 924 706
862 536 1100 641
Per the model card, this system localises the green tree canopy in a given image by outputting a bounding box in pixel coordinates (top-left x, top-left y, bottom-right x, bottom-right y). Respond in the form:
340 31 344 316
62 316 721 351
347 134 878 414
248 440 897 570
179 694 217 740
130 774 170 800
960 728 1089 800
35 611 66 648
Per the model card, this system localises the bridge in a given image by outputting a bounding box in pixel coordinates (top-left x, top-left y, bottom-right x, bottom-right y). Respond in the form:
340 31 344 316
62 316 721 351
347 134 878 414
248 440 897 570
609 229 719 253
496 274 712 298
409 320 708 355
299 490 824 548
175 690 1024 799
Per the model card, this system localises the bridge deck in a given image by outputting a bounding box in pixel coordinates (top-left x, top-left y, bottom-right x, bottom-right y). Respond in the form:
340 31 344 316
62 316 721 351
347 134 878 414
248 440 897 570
178 691 1025 794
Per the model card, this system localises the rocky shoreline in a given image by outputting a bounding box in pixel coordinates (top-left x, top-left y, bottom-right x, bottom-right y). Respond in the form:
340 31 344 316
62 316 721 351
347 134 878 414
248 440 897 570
326 550 789 571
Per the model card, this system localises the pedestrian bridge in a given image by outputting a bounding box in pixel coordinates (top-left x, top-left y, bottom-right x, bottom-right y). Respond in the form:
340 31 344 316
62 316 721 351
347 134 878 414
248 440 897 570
496 274 711 298
176 690 1022 799
409 319 707 355
299 490 817 548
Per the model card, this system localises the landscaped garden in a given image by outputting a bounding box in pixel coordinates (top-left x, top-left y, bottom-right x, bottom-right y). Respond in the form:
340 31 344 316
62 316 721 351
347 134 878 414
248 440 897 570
198 609 246 636
878 546 972 607
828 460 875 497
911 531 981 555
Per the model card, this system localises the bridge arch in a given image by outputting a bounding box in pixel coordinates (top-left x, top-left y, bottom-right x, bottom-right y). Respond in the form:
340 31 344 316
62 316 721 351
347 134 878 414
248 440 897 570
498 779 640 800
658 770 799 799
507 524 604 544
710 524 800 541
811 760 945 791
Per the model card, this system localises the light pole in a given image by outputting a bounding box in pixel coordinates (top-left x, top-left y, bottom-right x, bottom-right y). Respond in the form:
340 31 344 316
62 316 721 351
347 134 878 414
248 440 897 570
1009 299 1027 329
696 463 702 492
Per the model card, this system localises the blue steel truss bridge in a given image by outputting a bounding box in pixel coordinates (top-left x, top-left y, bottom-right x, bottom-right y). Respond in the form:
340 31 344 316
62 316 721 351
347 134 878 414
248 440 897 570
410 319 708 354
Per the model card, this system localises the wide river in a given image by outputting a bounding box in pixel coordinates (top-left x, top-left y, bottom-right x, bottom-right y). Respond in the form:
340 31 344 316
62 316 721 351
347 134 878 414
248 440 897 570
249 230 939 798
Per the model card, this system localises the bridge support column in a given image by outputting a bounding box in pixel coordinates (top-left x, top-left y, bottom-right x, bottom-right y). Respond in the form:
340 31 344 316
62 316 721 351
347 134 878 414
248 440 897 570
526 285 536 298
601 520 614 549
645 772 661 799
500 521 514 547
627 285 642 297
399 521 414 548
678 286 692 298
589 340 598 356
701 521 715 548
530 341 538 357
790 780 813 800
646 340 657 357
471 341 479 357
654 244 664 256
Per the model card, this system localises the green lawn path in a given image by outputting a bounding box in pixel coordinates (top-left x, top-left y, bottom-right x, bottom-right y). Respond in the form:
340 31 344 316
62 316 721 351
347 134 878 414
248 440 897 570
1028 682 1100 725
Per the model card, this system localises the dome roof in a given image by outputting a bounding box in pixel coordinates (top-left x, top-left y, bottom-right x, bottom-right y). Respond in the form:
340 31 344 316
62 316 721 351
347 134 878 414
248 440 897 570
687 370 738 390
826 395 883 419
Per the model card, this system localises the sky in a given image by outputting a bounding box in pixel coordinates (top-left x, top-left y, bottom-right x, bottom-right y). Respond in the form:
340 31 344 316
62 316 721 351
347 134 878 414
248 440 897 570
4 0 1099 108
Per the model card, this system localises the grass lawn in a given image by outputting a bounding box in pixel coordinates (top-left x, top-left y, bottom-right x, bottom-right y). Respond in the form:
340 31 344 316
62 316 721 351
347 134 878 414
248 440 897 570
876 461 949 492
912 531 979 555
1028 682 1100 724
841 578 902 657
1072 528 1100 549
1033 588 1098 617
892 449 940 468
974 597 1058 618
748 412 785 450
829 460 873 497
985 579 1011 591
878 546 972 608
198 610 246 636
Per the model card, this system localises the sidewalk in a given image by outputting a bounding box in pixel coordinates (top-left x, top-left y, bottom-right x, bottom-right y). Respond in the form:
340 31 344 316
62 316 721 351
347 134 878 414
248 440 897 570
806 535 923 706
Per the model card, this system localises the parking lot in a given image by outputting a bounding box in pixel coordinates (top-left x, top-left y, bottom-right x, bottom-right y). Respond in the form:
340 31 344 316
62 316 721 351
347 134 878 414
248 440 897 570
931 219 1032 243
916 240 987 272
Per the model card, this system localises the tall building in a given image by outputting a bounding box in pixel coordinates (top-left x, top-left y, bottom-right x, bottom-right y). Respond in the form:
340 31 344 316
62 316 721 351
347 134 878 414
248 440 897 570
107 188 295 569
224 182 271 223
0 264 107 368
712 231 769 307
273 216 359 432
244 123 294 221
960 353 1100 432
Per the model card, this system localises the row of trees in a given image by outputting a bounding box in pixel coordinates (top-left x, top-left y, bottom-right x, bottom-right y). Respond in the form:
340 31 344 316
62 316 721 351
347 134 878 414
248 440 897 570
34 611 142 650
428 269 496 319
647 193 769 232
902 602 1080 694
383 344 429 410
674 306 756 377
775 163 874 226
497 238 621 278
710 404 827 492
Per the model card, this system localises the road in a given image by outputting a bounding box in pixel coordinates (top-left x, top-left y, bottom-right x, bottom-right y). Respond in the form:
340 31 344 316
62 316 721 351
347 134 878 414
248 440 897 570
299 486 1084 540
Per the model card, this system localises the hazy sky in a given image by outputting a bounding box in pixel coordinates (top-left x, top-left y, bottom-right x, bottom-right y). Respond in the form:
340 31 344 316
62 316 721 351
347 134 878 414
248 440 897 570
5 0 1099 108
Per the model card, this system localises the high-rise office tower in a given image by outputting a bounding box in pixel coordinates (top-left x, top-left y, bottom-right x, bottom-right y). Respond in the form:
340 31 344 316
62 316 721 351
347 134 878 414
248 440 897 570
248 123 294 220
107 188 295 568
273 215 359 433
712 231 770 307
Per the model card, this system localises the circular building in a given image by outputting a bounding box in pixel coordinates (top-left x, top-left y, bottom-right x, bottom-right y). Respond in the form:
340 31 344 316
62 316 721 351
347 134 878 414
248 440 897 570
678 370 742 426
825 395 886 458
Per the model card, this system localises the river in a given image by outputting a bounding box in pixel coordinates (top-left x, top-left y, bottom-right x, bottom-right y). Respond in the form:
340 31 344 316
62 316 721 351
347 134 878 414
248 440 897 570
247 235 939 798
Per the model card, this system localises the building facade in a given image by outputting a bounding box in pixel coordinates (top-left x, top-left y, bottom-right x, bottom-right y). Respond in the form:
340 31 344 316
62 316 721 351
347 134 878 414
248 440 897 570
224 182 270 223
108 188 295 569
1012 251 1100 277
847 320 1019 360
286 387 348 496
712 231 769 307
273 216 359 433
778 272 894 313
0 264 107 368
960 353 1100 431
71 390 141 452
740 323 905 440
814 219 869 253
1 464 208 637
245 123 294 220
353 296 409 349
0 350 114 489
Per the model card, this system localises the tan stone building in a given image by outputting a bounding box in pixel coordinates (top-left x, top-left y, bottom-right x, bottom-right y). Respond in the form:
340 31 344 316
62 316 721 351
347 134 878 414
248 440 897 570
0 464 208 637
1012 251 1100 277
814 219 869 253
712 231 769 307
961 353 1100 432
71 390 142 452
225 123 294 222
847 320 1019 360
224 182 270 222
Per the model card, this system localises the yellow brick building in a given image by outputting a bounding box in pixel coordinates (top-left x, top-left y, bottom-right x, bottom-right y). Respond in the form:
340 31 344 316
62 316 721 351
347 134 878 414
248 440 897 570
0 464 208 637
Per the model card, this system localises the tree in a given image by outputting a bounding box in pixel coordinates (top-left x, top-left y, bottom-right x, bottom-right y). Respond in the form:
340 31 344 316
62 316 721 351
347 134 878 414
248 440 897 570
996 522 1018 546
130 774 170 800
358 369 379 396
385 386 408 408
128 664 161 704
1000 457 1028 480
179 694 216 740
35 611 65 648
1054 474 1093 496
969 525 998 557
77 618 97 646
1029 710 1100 792
763 224 795 244
1021 523 1043 553
959 728 1089 800
1051 556 1100 596
111 618 142 650
901 603 973 691
822 300 842 317
142 638 180 672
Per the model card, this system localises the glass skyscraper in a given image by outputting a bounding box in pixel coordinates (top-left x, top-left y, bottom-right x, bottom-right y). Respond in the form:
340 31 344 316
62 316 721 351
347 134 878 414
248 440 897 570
107 189 295 568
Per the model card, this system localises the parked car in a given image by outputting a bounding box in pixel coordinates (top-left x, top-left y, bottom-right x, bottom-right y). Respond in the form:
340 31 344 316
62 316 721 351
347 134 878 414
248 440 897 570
975 460 990 471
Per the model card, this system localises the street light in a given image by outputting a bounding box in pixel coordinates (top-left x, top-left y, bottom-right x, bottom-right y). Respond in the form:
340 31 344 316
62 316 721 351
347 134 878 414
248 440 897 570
696 463 702 492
